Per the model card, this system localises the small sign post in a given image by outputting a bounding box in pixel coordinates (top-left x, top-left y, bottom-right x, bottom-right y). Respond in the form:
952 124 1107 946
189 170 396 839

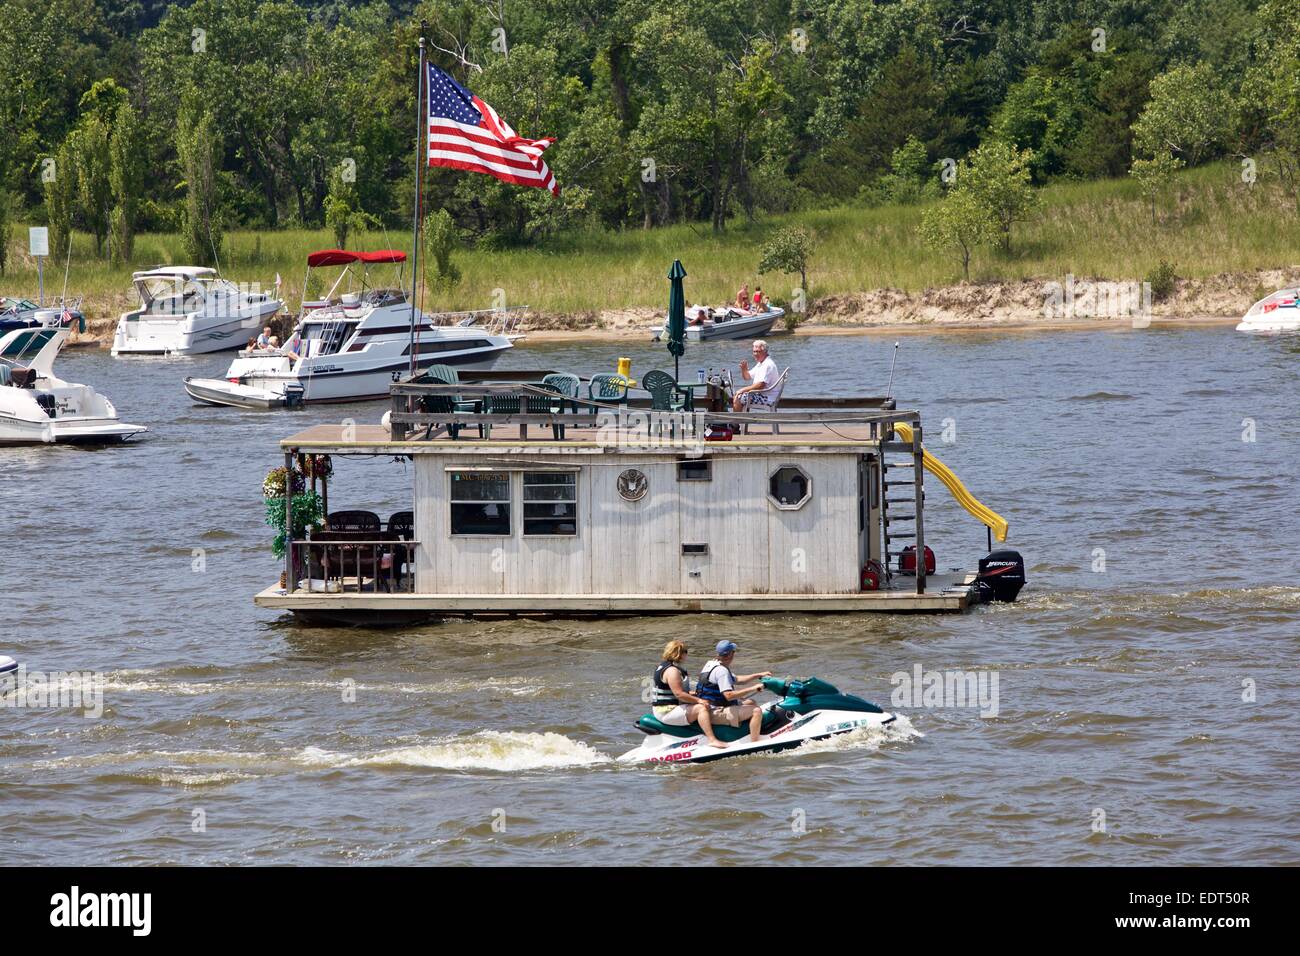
29 227 50 306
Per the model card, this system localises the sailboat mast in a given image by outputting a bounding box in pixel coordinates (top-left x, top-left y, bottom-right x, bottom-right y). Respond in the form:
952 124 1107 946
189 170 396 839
408 34 427 379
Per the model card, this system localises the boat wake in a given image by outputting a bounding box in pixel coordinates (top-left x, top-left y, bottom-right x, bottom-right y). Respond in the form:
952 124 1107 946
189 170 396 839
298 731 611 772
775 713 923 758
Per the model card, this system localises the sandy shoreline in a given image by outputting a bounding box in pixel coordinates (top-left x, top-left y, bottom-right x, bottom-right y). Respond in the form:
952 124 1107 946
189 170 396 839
61 268 1277 348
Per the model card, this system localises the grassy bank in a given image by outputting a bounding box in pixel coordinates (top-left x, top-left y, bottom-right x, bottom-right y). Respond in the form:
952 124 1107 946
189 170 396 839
3 161 1297 335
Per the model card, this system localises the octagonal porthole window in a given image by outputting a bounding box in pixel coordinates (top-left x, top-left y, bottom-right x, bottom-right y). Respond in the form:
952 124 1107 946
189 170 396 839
769 465 811 509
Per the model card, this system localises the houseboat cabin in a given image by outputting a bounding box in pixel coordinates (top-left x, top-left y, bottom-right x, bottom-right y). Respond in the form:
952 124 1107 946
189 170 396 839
254 377 1025 624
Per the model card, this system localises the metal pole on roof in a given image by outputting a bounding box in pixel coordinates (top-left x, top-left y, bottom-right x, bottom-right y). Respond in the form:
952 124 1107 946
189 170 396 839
408 34 427 381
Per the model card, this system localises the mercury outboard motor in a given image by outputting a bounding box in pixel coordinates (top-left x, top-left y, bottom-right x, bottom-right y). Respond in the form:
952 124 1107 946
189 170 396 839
975 549 1026 603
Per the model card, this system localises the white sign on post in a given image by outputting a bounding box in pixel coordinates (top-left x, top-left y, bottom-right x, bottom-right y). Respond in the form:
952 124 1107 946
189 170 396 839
29 226 49 257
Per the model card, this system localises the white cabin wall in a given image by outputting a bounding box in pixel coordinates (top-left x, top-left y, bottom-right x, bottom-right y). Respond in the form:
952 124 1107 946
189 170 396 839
414 450 863 596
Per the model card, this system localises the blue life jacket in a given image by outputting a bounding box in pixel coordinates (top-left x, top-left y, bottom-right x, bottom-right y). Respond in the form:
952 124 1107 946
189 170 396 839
652 661 688 707
696 661 733 707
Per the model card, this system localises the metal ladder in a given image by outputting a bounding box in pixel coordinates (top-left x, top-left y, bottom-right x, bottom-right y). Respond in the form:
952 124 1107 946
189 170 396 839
879 423 927 593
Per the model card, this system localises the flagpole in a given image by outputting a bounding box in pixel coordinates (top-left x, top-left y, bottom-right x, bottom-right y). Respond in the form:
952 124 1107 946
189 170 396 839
409 33 427 380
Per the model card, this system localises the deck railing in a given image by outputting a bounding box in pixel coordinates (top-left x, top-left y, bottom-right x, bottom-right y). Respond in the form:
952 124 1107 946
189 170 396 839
288 535 418 594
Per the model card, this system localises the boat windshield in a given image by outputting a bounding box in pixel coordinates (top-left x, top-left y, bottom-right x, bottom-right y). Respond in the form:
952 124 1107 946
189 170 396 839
298 319 358 358
1246 288 1299 317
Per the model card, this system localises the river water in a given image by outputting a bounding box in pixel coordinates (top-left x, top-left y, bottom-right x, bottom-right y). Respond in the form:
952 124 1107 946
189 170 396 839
2 325 1297 865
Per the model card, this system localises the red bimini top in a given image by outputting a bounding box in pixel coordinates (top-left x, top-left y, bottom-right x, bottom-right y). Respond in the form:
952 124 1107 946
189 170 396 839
306 249 408 268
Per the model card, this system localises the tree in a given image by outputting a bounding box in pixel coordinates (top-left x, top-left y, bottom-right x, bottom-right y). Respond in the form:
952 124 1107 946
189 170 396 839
1130 153 1184 224
42 138 77 260
0 185 9 276
176 107 224 267
323 162 371 249
423 208 462 291
960 141 1038 253
74 116 112 256
109 102 143 264
874 136 938 205
758 227 814 297
1132 63 1232 167
919 189 993 281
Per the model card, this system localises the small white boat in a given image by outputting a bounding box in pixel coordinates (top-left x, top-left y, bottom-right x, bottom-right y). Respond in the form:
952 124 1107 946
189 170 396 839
653 305 784 342
184 249 518 408
0 327 147 444
0 295 85 335
112 266 284 356
1237 288 1300 333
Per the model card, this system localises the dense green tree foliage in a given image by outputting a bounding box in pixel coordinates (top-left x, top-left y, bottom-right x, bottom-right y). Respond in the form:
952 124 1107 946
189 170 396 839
0 0 1292 261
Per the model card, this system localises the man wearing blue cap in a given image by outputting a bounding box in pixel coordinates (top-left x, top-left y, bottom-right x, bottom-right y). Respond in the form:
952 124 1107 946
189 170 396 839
696 640 773 743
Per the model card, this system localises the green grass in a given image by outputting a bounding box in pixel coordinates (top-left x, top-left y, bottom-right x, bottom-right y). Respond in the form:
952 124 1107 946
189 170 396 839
3 160 1297 326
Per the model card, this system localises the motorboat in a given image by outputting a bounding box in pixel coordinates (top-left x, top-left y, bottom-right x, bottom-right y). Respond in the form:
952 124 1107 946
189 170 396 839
183 249 519 408
619 676 896 765
111 266 284 356
0 326 147 444
1236 287 1300 333
652 304 785 342
0 296 85 336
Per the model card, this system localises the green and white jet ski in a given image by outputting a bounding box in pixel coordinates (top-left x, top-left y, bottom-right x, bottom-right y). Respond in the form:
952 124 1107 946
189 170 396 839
619 676 896 765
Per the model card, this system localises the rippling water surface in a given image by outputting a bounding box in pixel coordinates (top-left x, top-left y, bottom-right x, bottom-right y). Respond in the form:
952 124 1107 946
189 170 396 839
2 325 1298 865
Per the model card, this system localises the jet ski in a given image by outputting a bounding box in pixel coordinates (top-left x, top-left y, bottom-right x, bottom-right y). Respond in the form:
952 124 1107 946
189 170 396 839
619 676 896 765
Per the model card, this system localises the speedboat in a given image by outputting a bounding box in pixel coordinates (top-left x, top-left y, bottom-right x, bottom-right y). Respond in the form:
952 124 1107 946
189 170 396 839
0 326 147 444
652 304 785 342
619 676 896 765
111 266 284 356
1237 287 1300 333
0 296 85 335
0 655 15 694
183 249 519 408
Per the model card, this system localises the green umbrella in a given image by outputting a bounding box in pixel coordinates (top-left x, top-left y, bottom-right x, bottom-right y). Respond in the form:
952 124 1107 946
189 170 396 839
666 259 687 380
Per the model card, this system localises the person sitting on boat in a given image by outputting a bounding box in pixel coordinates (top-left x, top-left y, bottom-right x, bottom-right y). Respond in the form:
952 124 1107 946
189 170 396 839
732 339 778 412
268 335 281 350
697 641 772 743
735 284 750 311
651 640 726 749
752 287 765 311
284 332 303 364
256 326 273 349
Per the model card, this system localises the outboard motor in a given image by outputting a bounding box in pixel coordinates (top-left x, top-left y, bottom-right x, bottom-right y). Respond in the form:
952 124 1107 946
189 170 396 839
975 549 1026 603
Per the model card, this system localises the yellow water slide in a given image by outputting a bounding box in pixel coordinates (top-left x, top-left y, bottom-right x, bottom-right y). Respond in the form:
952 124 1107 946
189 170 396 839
892 423 1009 542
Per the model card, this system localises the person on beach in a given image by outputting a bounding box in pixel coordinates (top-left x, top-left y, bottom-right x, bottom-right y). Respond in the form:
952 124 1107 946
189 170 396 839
732 339 778 412
650 640 727 749
695 641 772 744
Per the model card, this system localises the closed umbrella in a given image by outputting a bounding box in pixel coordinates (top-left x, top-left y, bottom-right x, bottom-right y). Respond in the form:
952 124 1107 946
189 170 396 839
666 259 687 380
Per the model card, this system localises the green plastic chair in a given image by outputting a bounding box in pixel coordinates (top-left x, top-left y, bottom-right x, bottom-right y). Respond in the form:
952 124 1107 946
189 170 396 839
641 370 694 412
588 373 629 406
542 373 582 414
526 383 566 439
414 364 477 438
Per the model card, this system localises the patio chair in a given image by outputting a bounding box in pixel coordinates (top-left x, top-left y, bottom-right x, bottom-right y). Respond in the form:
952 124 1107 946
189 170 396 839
414 364 478 438
542 373 582 414
524 382 566 439
479 392 521 440
588 373 629 408
327 510 382 532
387 511 414 588
641 369 695 438
740 367 789 434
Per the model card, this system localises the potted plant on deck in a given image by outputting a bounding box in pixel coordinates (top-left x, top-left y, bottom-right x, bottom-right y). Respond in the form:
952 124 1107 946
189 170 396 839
263 465 324 589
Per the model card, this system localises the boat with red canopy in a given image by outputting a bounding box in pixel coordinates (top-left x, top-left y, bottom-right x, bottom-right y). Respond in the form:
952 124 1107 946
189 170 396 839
183 248 520 408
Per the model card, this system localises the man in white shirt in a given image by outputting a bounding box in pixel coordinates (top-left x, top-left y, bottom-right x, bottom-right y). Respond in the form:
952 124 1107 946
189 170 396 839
732 339 778 412
697 641 773 743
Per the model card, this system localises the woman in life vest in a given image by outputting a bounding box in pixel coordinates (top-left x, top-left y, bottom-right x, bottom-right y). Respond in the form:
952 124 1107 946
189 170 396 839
650 641 727 749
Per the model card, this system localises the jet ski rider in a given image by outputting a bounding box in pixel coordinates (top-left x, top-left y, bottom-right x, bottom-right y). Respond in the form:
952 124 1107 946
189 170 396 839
651 641 727 749
697 641 773 743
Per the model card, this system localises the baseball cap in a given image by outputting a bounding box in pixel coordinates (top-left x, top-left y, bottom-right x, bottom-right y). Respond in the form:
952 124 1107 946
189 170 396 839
715 640 738 655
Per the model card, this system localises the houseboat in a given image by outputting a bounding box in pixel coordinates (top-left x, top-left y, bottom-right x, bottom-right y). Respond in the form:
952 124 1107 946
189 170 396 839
253 375 1025 624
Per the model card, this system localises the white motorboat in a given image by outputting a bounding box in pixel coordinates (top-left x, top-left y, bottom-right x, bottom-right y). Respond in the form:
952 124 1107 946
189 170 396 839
111 266 284 356
1236 287 1300 333
0 295 85 336
652 305 785 342
184 249 519 408
0 326 147 444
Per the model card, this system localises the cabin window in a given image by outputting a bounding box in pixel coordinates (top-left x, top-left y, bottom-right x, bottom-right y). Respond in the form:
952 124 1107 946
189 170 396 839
449 471 511 535
768 465 812 510
522 472 577 536
676 457 712 481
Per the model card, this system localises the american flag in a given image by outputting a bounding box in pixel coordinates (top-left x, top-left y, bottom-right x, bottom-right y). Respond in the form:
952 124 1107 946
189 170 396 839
426 63 559 196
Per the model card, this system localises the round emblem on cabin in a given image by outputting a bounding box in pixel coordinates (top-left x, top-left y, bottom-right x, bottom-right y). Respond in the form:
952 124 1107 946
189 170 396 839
617 468 648 501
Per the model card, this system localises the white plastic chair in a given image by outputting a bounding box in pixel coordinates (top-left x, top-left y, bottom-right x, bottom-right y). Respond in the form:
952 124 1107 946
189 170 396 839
741 367 789 434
